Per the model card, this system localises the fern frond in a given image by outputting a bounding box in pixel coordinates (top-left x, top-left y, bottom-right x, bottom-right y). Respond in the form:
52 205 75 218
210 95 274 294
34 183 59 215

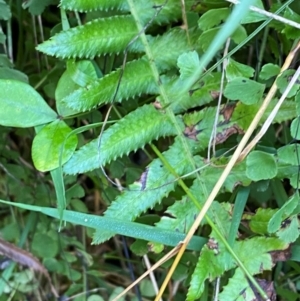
165 72 223 114
63 29 191 112
60 0 128 12
92 138 201 244
37 15 140 59
152 29 193 70
60 0 192 25
63 58 157 112
63 104 179 175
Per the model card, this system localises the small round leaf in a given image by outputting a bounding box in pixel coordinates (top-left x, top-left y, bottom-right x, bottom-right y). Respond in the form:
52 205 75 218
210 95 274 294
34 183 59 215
32 120 78 172
246 151 277 181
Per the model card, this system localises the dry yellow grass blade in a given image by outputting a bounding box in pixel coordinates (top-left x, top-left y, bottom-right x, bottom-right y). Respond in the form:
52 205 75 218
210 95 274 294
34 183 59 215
154 40 300 301
111 244 182 301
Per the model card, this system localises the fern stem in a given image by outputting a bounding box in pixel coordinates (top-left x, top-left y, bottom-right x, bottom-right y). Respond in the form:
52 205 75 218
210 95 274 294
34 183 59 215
126 0 202 179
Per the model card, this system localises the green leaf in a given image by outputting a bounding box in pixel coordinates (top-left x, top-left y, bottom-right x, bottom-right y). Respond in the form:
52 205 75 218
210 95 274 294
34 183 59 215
60 0 190 26
198 7 230 31
0 0 11 20
63 105 178 174
268 193 300 233
37 16 140 59
0 80 57 127
0 67 28 83
276 69 300 98
290 117 300 140
219 268 256 301
187 240 231 300
276 215 299 243
277 144 300 166
60 0 128 11
249 208 277 235
177 51 200 80
63 29 191 112
224 77 265 105
246 151 277 181
241 0 268 24
92 139 199 244
32 120 78 172
0 199 206 252
32 232 58 258
259 63 280 80
234 237 288 274
282 7 300 39
199 25 247 52
63 59 156 112
226 59 255 81
22 0 52 15
55 60 98 116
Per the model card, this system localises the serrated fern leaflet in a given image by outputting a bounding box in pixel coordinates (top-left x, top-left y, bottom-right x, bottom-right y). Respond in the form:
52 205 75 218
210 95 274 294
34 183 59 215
63 104 179 174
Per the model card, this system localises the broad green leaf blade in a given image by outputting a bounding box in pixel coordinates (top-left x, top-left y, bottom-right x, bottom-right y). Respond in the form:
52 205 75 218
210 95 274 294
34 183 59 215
234 237 287 273
241 0 267 24
63 105 178 174
55 60 98 116
276 69 300 98
0 199 206 252
276 215 299 243
259 63 280 80
156 179 234 236
168 72 223 114
268 193 300 233
32 120 78 172
22 0 52 15
282 7 300 39
187 241 230 300
37 16 140 59
277 144 300 166
0 80 57 127
219 237 288 301
224 77 265 105
0 0 11 20
226 59 255 81
177 51 200 80
198 25 247 52
246 151 277 181
290 117 300 140
60 0 191 26
198 7 230 31
249 208 277 235
93 139 198 244
0 67 28 83
219 269 261 301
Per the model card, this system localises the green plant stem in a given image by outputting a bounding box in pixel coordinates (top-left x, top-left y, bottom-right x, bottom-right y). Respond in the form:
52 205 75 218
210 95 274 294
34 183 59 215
150 143 267 299
256 26 269 80
126 0 200 173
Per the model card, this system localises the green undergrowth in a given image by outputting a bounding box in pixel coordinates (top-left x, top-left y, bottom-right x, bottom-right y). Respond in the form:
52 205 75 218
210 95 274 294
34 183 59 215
1 0 300 300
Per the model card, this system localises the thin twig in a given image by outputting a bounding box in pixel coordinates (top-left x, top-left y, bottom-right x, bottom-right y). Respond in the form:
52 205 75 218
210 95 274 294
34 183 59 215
226 0 300 29
143 255 162 301
207 38 230 161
